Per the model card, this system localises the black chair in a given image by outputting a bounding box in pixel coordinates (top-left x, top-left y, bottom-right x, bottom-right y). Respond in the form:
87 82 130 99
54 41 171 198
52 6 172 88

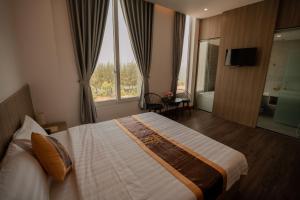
144 93 164 113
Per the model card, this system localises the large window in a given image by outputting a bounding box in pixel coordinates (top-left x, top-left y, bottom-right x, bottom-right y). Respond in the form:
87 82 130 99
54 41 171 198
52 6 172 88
177 16 191 93
118 2 141 98
91 0 141 102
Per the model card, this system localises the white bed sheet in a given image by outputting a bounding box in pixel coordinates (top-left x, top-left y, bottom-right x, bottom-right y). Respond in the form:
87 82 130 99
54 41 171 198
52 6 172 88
59 112 248 200
50 130 79 200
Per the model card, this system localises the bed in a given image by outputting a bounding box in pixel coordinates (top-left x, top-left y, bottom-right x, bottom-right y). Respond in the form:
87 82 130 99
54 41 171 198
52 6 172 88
0 85 248 200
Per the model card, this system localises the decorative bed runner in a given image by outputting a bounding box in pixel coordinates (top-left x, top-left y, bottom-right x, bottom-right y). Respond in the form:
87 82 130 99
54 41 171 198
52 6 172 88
115 116 227 200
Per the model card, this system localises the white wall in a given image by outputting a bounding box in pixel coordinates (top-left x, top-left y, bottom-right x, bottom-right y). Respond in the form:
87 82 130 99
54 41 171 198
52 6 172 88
96 100 142 122
149 5 174 95
0 0 25 102
12 0 80 127
11 1 174 126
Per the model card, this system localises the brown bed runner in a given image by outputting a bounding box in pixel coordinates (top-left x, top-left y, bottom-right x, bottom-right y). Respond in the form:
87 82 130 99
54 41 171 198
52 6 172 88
115 116 227 200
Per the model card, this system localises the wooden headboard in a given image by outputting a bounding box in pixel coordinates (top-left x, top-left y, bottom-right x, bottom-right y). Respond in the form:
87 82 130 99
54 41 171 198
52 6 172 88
0 85 34 159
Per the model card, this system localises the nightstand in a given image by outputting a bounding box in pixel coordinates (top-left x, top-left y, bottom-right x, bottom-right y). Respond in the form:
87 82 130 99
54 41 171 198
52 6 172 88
43 121 67 134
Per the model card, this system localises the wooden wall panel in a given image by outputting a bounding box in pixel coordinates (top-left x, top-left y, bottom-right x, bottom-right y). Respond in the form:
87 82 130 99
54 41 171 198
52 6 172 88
213 0 279 127
276 0 300 29
199 14 222 40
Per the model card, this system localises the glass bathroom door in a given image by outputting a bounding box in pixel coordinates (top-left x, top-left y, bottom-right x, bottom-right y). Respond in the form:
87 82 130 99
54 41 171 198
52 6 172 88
257 29 300 137
274 49 300 127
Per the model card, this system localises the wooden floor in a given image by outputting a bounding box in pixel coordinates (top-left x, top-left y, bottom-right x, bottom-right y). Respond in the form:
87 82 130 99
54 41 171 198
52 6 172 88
165 110 300 200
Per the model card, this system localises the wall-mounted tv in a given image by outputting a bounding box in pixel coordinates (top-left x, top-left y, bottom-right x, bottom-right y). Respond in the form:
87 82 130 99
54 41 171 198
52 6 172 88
225 48 257 66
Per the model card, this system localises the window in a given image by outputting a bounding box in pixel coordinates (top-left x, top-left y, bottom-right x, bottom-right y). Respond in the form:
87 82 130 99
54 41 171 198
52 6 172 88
91 0 116 101
177 16 191 93
91 0 141 102
118 1 141 99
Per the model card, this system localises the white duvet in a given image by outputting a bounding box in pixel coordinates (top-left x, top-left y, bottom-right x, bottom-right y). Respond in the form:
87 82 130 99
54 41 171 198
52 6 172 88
67 112 248 200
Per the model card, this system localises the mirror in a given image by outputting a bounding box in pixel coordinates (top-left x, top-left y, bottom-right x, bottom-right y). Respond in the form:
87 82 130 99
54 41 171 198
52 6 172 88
195 38 220 112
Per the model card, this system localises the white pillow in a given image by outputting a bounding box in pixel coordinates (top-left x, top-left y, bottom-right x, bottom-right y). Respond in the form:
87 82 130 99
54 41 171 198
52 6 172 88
14 115 48 140
0 141 49 200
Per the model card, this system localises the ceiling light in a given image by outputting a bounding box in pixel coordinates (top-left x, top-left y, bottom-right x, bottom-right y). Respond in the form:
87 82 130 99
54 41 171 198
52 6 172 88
276 34 282 38
204 8 208 11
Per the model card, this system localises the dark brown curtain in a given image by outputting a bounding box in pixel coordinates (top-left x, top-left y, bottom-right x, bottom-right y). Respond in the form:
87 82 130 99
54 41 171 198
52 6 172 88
120 0 154 109
67 0 109 123
171 12 186 95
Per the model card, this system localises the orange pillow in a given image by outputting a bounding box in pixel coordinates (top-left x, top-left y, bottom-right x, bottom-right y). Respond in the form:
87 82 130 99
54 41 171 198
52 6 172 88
31 132 72 181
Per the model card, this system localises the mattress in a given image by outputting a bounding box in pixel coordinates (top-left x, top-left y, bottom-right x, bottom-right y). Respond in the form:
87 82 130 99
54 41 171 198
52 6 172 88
50 112 248 200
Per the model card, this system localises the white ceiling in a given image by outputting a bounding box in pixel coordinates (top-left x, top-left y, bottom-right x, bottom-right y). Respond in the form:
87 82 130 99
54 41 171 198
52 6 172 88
146 0 263 19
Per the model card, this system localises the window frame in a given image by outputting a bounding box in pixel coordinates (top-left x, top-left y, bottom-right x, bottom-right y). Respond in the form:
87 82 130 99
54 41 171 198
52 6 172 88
94 0 139 106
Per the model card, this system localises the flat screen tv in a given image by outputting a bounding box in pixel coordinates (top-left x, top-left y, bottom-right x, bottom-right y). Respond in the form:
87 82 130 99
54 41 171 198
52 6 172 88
225 48 257 66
